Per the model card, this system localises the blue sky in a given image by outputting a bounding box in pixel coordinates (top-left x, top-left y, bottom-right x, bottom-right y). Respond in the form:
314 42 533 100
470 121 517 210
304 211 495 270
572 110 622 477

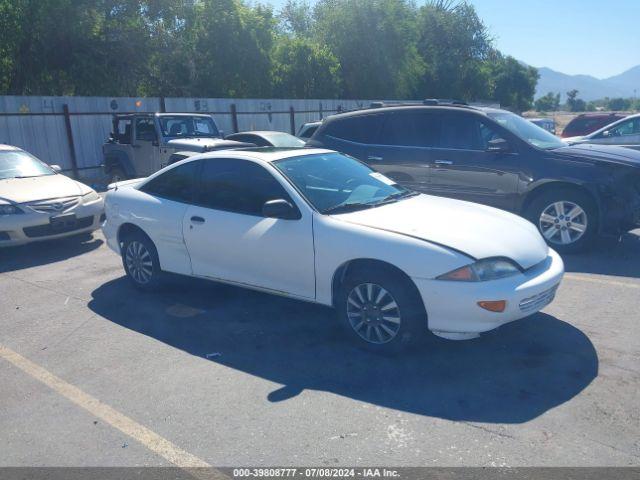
263 0 639 79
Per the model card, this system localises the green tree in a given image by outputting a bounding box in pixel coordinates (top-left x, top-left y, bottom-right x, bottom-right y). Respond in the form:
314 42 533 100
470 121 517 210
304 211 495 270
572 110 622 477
279 0 314 36
271 36 341 98
566 89 586 112
415 0 493 100
313 0 424 99
534 92 560 112
488 54 538 112
608 97 631 111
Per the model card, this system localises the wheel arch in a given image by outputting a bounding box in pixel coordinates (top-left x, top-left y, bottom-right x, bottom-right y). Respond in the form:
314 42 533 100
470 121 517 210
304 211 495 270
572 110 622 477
117 222 152 249
330 258 427 319
104 150 135 177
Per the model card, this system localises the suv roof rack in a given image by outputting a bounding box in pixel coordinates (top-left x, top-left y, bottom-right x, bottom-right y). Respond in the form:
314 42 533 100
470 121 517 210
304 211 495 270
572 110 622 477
335 99 472 115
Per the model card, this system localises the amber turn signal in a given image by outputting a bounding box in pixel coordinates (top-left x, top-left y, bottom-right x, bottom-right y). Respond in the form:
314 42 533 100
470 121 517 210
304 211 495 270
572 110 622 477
477 300 506 312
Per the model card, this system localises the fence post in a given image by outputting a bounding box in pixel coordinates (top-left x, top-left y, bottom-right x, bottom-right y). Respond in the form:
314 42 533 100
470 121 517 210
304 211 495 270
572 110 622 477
289 106 296 135
159 96 166 113
230 103 239 133
62 104 79 179
319 102 323 120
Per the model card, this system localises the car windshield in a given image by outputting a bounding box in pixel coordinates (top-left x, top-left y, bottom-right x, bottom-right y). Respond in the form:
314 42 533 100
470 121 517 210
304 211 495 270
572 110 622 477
264 132 306 148
0 150 55 180
488 111 566 150
159 116 220 138
274 152 417 214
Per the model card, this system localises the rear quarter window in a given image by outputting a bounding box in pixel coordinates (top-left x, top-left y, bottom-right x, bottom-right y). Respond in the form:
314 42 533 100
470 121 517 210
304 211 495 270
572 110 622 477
322 114 385 144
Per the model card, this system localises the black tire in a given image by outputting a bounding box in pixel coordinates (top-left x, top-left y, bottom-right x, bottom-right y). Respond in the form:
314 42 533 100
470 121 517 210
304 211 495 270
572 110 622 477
336 267 427 353
108 167 128 185
121 231 163 291
525 188 597 254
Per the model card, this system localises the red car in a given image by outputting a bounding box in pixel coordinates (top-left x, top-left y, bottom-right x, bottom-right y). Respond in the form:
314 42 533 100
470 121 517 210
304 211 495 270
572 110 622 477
561 113 627 138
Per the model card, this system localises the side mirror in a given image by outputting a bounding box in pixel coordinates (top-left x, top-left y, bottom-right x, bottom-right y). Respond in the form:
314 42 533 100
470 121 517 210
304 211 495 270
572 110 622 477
262 199 301 220
486 137 510 153
50 164 62 173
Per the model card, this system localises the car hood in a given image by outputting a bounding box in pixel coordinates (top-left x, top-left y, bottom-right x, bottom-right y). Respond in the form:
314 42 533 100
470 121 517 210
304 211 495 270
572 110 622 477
334 194 549 270
166 138 254 152
0 174 91 204
553 144 640 168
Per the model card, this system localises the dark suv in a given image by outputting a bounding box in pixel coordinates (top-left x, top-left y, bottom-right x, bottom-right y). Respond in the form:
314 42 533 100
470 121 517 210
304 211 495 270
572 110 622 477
307 102 640 252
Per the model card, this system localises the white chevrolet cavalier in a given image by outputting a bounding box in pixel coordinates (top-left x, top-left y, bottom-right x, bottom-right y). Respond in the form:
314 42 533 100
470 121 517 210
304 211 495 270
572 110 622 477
102 148 564 350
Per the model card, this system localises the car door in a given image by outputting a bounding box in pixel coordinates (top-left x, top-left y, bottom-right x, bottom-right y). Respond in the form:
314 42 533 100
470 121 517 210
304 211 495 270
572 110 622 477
182 157 316 299
363 110 440 193
133 117 160 176
428 112 520 211
589 117 640 150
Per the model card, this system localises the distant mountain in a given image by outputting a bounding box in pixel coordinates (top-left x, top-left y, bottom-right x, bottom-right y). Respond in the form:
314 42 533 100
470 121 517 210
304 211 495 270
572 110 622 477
535 65 640 101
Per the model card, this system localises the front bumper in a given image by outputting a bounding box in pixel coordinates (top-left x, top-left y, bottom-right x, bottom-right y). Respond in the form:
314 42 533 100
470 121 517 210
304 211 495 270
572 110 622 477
413 249 565 338
0 198 104 247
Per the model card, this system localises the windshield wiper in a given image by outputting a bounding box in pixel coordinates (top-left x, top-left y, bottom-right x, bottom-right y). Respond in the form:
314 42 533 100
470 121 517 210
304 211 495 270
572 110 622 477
323 202 377 214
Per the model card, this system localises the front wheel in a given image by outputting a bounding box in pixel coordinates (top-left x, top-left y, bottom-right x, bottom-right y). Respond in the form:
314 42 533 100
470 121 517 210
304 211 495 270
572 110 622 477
526 188 597 253
337 268 427 353
121 232 162 291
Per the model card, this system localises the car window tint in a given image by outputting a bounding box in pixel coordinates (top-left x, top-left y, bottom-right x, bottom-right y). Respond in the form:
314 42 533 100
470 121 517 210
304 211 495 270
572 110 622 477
135 118 156 141
379 111 440 147
440 114 484 150
323 114 384 144
140 161 199 203
196 158 291 216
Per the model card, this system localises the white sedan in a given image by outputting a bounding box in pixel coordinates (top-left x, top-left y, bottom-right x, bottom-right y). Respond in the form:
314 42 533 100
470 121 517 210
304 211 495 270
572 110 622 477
102 148 564 350
0 145 104 247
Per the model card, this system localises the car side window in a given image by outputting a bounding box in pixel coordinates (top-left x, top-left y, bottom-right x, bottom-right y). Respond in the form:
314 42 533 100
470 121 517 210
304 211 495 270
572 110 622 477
196 158 294 216
379 111 441 147
135 118 156 142
140 161 200 203
440 114 485 150
323 114 384 144
610 118 640 137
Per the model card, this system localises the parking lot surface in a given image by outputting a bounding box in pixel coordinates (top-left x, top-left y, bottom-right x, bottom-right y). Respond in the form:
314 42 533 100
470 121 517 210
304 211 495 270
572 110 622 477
1 231 639 467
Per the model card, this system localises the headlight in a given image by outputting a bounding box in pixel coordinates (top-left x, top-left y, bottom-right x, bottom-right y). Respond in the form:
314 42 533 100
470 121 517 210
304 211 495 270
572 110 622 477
83 190 101 203
0 204 23 215
437 258 521 282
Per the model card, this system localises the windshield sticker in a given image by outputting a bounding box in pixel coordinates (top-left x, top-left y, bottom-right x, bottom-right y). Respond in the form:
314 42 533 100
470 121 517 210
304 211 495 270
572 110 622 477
370 172 396 185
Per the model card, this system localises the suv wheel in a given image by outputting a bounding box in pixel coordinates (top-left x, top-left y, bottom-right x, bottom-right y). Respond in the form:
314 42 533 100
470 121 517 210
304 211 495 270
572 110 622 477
526 188 597 253
121 232 162 291
337 268 426 353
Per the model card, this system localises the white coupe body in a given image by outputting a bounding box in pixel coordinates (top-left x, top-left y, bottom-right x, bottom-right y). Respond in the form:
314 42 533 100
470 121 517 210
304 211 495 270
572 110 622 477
0 145 104 247
102 148 564 343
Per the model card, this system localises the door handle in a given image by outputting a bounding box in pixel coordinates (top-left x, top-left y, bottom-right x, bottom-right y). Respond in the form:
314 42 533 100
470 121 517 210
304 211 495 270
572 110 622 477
367 156 384 162
434 160 453 166
190 216 205 224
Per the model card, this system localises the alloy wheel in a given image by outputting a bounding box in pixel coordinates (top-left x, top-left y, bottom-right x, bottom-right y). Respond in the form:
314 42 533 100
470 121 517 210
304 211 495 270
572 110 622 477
539 201 588 245
124 241 153 285
346 283 402 344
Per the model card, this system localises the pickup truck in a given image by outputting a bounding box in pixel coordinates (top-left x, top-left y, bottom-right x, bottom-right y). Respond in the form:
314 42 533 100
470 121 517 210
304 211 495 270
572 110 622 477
103 113 252 183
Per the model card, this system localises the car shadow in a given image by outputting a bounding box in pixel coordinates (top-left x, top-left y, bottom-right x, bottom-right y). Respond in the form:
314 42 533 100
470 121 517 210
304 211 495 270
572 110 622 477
562 229 640 279
89 275 598 424
0 234 103 273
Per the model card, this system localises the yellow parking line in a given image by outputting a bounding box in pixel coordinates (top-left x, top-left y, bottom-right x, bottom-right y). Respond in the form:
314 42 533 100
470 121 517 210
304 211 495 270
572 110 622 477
564 273 640 289
0 344 226 479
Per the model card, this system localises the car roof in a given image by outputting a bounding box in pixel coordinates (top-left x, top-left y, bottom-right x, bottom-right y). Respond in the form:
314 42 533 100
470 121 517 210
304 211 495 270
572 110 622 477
186 147 334 164
325 104 499 121
0 144 21 152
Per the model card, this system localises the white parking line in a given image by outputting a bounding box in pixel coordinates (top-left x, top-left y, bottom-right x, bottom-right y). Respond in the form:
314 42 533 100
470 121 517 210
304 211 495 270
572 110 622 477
564 273 640 289
0 344 226 479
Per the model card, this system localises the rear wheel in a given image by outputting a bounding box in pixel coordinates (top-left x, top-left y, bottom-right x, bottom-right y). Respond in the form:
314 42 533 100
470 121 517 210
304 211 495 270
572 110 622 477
121 232 162 291
526 188 597 253
337 267 427 353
